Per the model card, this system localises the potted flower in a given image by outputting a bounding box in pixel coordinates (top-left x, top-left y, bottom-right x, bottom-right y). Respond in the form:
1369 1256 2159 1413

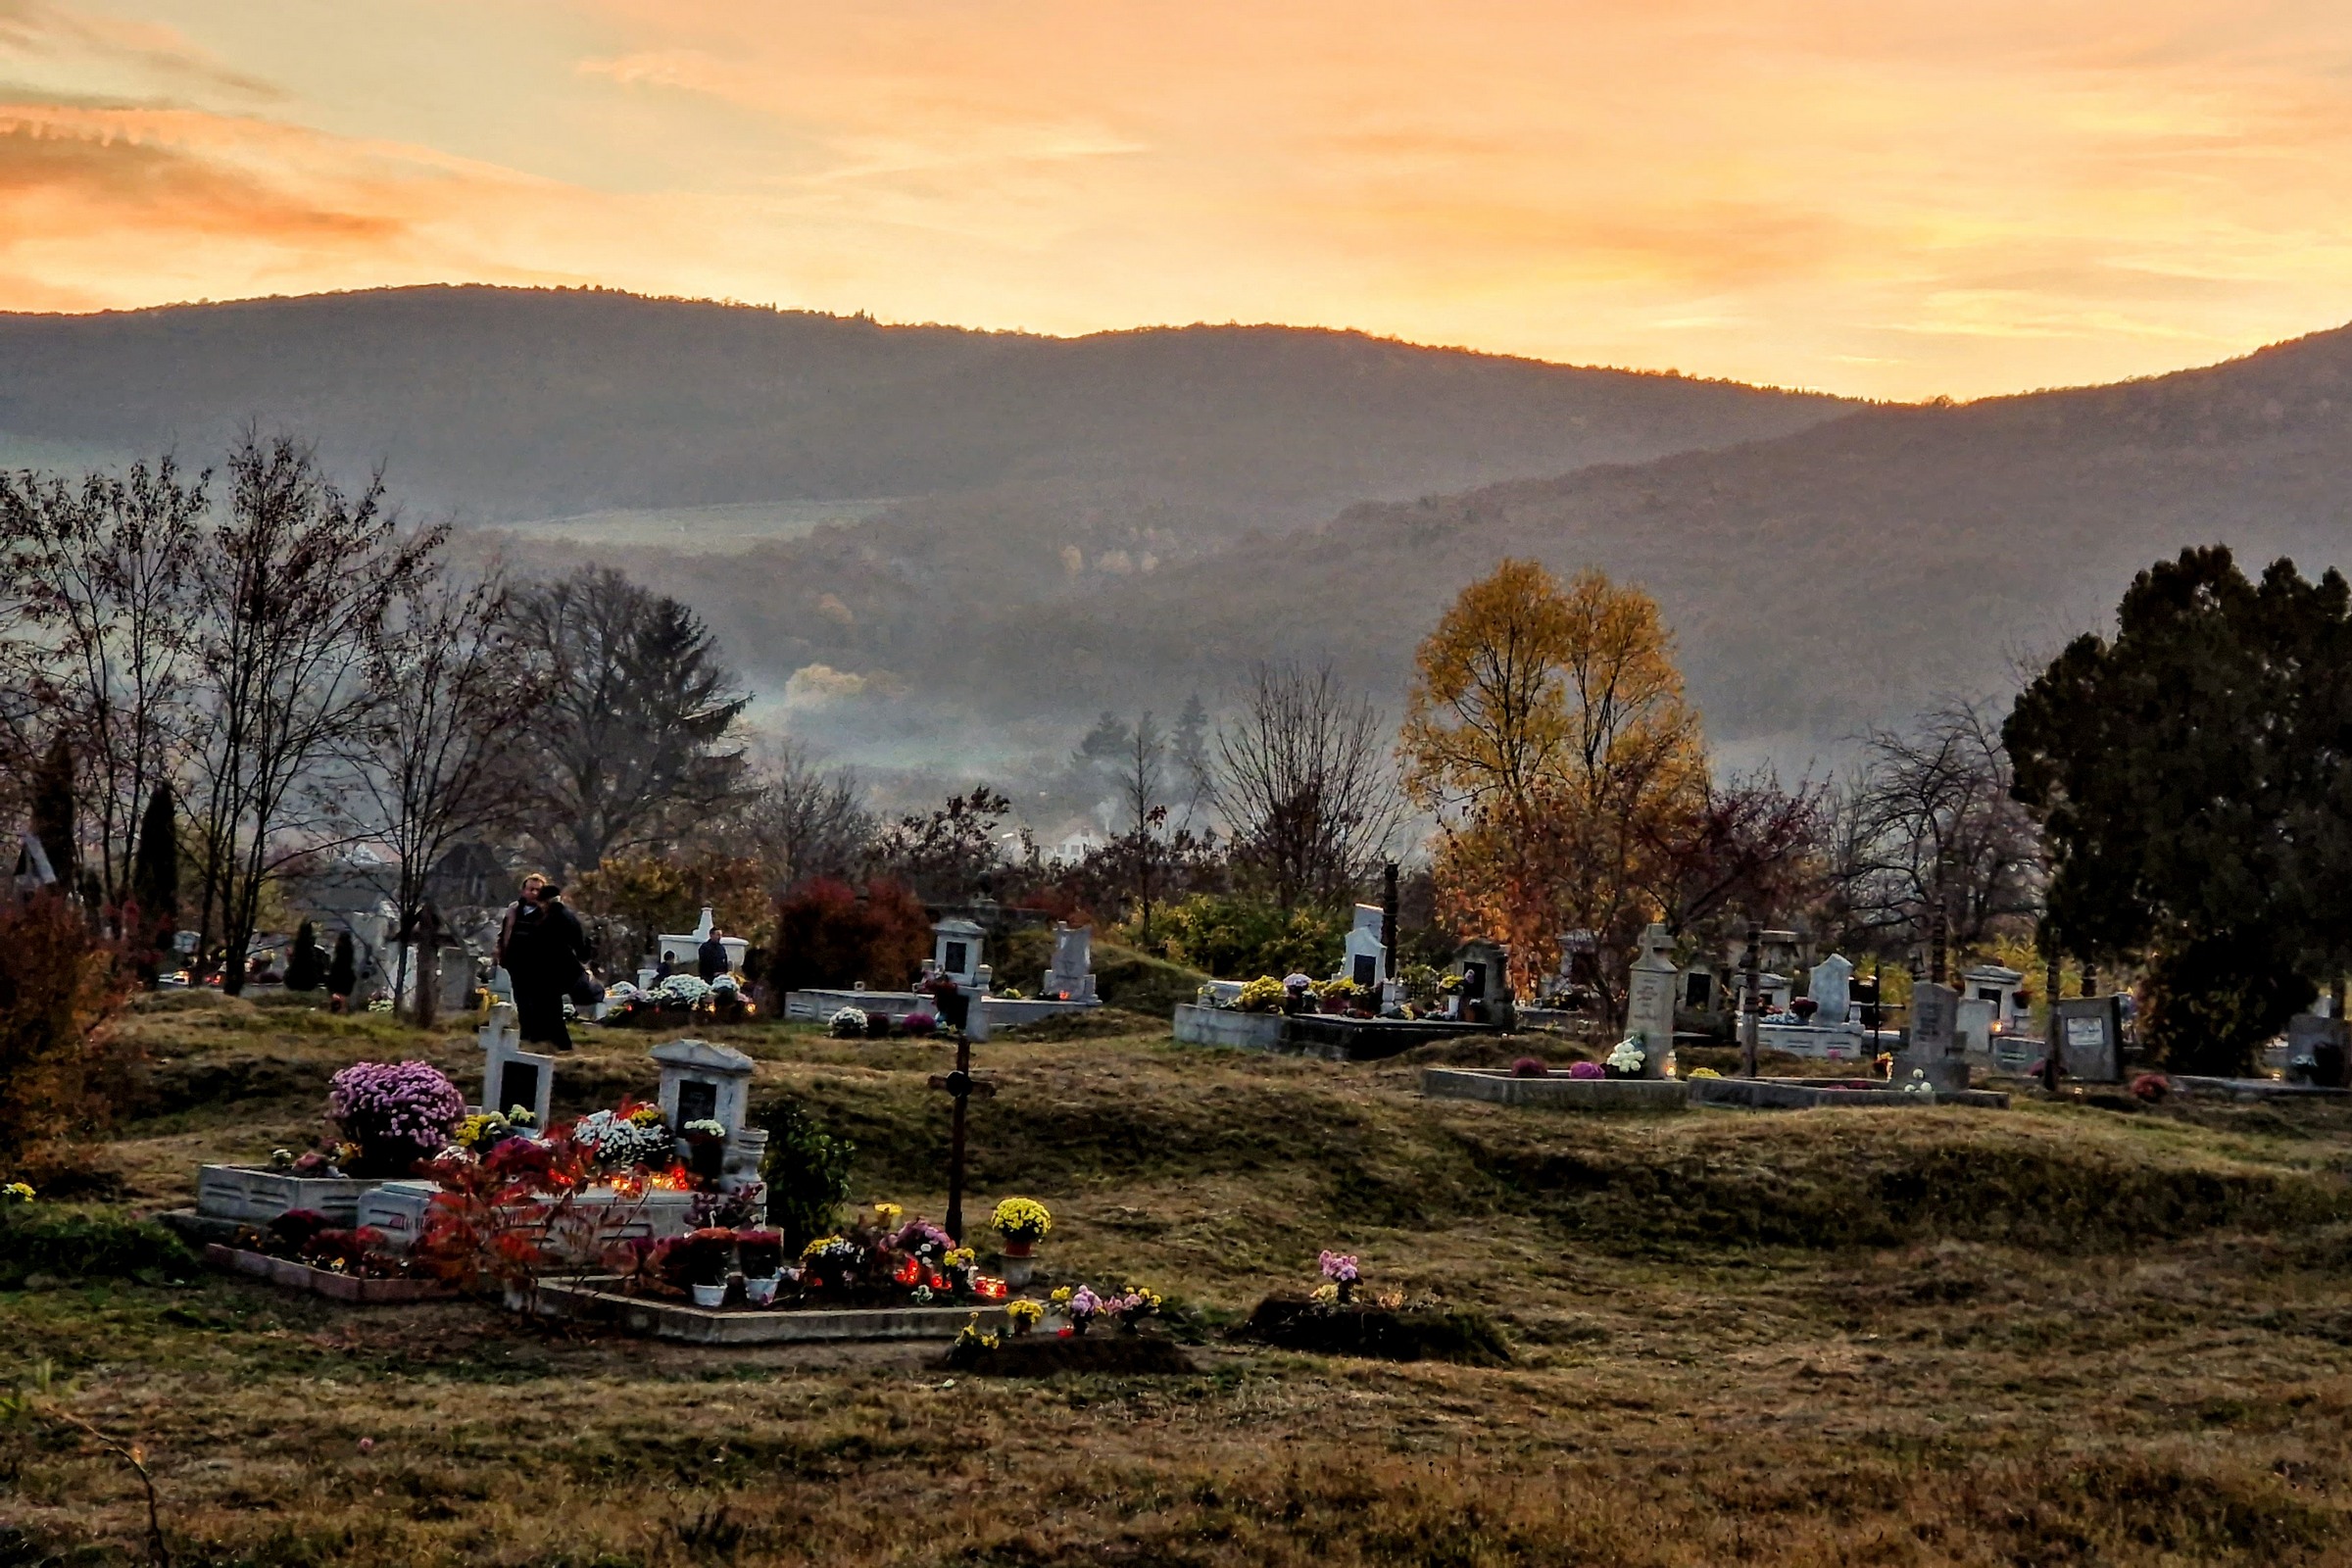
1568 1060 1605 1080
1052 1284 1102 1336
1109 1284 1163 1334
736 1227 785 1305
1604 1038 1646 1079
682 1118 728 1179
327 1060 466 1177
1005 1298 1046 1337
991 1196 1050 1286
1790 996 1820 1023
828 1005 867 1040
991 1196 1052 1257
1319 1250 1359 1305
902 1010 939 1036
669 1226 737 1307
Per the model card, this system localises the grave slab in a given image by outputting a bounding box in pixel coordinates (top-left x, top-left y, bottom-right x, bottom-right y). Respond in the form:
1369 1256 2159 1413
521 1276 1013 1344
1688 1076 2010 1110
1419 1068 1690 1108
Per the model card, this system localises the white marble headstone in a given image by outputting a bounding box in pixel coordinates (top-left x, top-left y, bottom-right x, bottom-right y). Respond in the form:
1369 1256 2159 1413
1806 953 1854 1025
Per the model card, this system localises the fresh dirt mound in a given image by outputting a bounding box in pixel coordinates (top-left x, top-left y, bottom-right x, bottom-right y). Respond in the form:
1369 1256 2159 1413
947 1333 1199 1377
1233 1298 1511 1365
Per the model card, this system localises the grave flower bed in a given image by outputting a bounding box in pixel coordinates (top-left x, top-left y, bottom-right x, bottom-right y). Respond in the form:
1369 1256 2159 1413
1231 1252 1510 1366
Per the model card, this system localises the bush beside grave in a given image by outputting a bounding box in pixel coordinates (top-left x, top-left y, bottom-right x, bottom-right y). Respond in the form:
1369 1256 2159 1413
0 1204 196 1288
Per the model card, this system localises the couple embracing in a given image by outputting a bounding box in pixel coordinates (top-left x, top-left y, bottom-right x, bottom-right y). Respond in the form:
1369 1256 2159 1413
496 873 596 1050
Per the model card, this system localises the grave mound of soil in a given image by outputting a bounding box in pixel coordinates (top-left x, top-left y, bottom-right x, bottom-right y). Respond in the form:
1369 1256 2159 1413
1232 1297 1511 1365
947 1331 1199 1376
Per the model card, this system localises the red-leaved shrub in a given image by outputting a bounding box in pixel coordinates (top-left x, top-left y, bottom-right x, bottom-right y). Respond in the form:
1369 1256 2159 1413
765 877 932 993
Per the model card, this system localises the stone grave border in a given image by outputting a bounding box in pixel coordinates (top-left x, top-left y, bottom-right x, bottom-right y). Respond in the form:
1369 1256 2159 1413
1688 1076 2011 1110
1172 1004 1494 1061
518 1275 1014 1345
1420 1067 1690 1108
203 1243 455 1304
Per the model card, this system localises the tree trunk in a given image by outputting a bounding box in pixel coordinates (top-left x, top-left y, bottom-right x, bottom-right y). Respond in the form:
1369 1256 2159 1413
414 902 442 1030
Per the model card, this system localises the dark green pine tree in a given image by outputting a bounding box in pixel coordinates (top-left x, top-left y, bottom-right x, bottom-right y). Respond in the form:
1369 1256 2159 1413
29 733 76 890
284 919 325 992
327 930 358 1002
131 782 180 932
2007 545 2352 1074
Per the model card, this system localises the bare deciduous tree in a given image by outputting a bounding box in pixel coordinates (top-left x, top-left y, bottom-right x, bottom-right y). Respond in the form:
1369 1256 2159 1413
1832 701 2044 963
187 433 443 994
1214 662 1402 912
0 459 207 908
741 746 873 895
347 565 535 1023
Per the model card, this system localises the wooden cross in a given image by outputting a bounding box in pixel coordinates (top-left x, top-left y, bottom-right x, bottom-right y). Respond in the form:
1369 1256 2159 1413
927 1030 996 1242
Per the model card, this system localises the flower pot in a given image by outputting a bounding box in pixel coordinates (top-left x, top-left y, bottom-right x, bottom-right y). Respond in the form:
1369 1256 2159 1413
1001 1255 1036 1289
690 1282 728 1308
1001 1237 1035 1258
743 1274 780 1307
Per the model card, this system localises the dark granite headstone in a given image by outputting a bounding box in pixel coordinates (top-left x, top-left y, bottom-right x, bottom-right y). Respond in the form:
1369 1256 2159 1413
2055 996 2123 1082
1352 954 1377 987
496 1060 542 1120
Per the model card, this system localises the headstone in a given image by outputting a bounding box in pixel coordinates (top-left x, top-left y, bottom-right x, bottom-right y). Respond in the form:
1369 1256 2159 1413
964 964 994 1043
1899 981 1970 1092
1806 953 1854 1025
2054 996 2124 1082
1623 923 1677 1078
1041 922 1098 1002
1954 997 1995 1063
2289 1013 2349 1088
651 1037 763 1188
933 917 985 986
651 1039 756 1139
1342 904 1388 989
477 1002 555 1128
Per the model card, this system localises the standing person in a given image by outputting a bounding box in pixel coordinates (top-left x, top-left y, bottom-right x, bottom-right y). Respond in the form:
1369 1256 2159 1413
698 926 730 983
496 873 548 981
513 881 592 1051
327 930 357 1013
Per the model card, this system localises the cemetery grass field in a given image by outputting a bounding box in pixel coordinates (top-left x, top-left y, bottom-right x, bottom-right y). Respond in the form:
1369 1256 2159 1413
13 996 2352 1565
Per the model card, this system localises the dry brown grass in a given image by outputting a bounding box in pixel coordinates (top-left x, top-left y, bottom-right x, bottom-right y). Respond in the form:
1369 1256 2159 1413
9 1001 2352 1564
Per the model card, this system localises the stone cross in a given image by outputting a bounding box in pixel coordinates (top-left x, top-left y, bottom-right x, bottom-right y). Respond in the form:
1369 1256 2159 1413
1624 923 1678 1078
926 1030 996 1242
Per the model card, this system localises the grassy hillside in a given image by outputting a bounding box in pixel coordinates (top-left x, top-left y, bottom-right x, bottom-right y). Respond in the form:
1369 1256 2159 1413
9 994 2352 1563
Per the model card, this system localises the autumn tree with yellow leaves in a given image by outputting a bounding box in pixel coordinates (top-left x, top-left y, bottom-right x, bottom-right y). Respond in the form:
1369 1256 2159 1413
1401 561 1711 1012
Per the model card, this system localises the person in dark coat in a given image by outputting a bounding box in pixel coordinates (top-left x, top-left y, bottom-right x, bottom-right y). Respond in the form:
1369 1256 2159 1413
510 882 592 1051
698 928 730 983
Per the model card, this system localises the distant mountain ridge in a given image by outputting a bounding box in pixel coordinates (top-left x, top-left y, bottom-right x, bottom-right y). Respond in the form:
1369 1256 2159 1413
0 285 1851 524
12 284 2350 792
974 318 2352 758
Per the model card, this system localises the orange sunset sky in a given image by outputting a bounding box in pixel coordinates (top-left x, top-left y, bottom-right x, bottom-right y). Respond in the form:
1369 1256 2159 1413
5 0 2352 400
